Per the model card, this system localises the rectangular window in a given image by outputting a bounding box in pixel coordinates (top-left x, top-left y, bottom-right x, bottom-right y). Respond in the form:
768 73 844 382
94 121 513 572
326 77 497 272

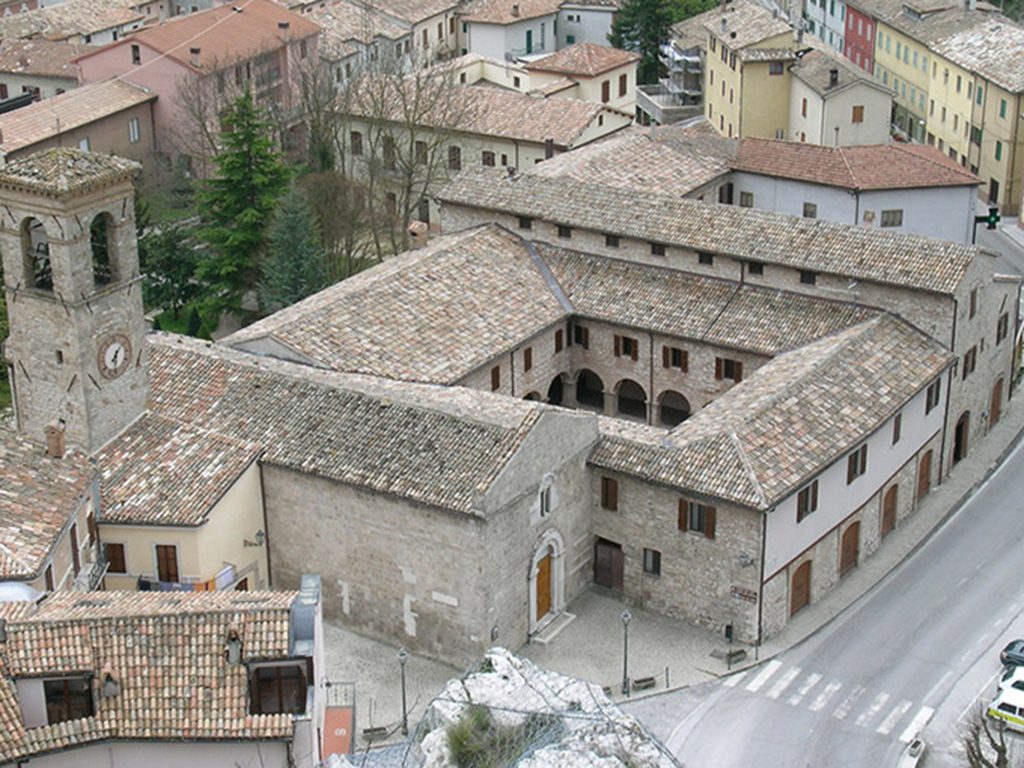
482 150 495 167
679 500 716 538
614 335 639 361
601 80 610 103
618 73 627 97
518 216 533 230
846 444 868 484
971 126 982 146
770 61 785 76
78 137 90 151
105 543 127 574
523 346 532 372
852 105 864 123
663 345 688 371
715 357 743 382
572 324 589 348
796 480 819 522
803 202 818 219
249 664 308 715
996 141 1003 162
491 365 500 391
554 329 563 353
997 312 1009 344
131 43 141 64
801 97 807 118
650 242 666 256
892 413 902 444
698 251 713 265
1000 98 1008 119
748 261 764 275
642 548 661 575
880 209 903 227
128 116 141 143
44 678 94 725
45 564 53 592
962 345 977 379
800 270 817 285
605 233 620 248
69 524 79 575
739 191 753 208
414 140 427 164
969 288 978 319
925 378 941 414
155 544 178 583
557 224 572 239
448 145 461 171
600 476 618 510
977 85 984 104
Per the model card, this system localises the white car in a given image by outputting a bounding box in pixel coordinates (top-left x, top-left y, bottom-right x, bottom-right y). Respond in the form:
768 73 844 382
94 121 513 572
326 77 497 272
999 666 1024 693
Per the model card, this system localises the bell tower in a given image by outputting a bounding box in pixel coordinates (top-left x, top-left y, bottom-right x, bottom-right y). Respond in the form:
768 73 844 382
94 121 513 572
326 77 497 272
0 149 149 453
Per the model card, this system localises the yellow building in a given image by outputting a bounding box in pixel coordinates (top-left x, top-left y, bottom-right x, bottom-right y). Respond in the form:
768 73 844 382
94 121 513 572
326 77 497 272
871 8 934 141
703 0 794 139
925 50 975 165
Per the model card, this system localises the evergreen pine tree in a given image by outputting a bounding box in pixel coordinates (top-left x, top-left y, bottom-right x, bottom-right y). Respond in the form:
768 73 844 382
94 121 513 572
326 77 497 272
258 186 329 315
186 307 202 337
608 0 674 84
196 91 289 318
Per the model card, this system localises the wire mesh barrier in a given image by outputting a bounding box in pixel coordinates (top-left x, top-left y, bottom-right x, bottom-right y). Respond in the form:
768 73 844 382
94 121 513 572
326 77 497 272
328 650 680 768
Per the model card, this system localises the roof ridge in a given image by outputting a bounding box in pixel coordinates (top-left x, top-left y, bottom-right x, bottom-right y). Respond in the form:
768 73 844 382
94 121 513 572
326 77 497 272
726 430 769 508
836 145 860 188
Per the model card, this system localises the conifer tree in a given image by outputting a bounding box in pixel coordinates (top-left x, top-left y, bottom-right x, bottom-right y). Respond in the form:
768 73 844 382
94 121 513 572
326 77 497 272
258 186 328 315
609 0 674 84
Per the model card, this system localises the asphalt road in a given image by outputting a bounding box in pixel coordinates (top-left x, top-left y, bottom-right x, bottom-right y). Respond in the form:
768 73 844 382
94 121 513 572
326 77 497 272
627 436 1024 768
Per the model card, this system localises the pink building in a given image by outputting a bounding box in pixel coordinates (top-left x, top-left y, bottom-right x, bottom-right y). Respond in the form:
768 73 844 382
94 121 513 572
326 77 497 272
75 0 320 172
844 1 876 74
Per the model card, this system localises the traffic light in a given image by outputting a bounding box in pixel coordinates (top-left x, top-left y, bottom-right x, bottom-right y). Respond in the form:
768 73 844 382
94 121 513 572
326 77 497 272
987 206 1001 229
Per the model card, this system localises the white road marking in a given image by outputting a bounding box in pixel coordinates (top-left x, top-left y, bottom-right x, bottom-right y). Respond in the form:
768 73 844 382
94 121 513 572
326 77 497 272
993 619 1004 628
788 673 822 706
877 700 913 735
957 576 969 588
722 670 747 688
833 685 867 720
856 693 890 727
745 660 783 693
766 666 801 700
809 681 843 712
898 706 935 743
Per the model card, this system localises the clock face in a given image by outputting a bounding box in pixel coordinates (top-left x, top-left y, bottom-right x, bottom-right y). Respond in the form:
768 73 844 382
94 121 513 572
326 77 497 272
98 334 131 380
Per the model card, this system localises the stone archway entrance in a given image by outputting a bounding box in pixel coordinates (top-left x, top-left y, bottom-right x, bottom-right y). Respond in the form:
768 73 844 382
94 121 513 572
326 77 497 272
529 529 565 634
953 411 970 465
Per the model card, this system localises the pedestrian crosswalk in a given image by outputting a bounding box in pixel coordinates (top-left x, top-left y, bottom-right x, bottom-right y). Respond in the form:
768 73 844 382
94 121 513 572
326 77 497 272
719 663 934 743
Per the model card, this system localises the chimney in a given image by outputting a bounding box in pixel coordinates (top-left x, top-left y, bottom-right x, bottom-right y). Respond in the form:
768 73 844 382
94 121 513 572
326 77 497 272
44 420 65 459
828 67 839 87
511 2 519 15
720 16 727 33
544 138 555 159
189 46 200 67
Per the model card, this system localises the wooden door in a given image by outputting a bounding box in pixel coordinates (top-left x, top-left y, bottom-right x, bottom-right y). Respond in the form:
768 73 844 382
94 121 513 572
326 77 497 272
594 539 624 591
790 561 812 617
840 522 860 577
536 555 552 620
881 486 898 539
991 378 1004 427
156 545 178 583
916 450 932 501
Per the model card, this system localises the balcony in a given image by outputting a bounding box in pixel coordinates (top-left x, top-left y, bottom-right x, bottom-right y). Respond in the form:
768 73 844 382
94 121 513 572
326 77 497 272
636 84 703 125
74 552 108 592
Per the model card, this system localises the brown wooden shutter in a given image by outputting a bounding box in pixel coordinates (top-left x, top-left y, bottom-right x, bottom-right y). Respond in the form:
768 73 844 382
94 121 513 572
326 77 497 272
603 477 618 510
630 340 638 361
663 346 670 368
582 327 589 349
847 453 856 484
555 329 563 353
524 347 532 371
735 362 743 383
681 350 689 372
715 357 723 380
678 499 688 531
705 506 717 539
614 335 621 357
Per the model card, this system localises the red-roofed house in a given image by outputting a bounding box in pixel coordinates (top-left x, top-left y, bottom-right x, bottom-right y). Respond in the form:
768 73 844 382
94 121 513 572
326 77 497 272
74 0 320 173
731 138 982 242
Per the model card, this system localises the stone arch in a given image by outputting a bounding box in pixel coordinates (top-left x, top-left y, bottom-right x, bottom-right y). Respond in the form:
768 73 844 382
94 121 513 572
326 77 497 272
953 410 970 465
575 369 604 412
89 211 115 286
615 379 647 421
547 374 565 406
529 528 566 634
20 216 51 290
523 391 542 401
657 390 691 427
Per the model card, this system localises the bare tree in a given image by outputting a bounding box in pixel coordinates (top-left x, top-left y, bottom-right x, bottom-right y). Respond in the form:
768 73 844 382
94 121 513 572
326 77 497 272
964 706 1015 768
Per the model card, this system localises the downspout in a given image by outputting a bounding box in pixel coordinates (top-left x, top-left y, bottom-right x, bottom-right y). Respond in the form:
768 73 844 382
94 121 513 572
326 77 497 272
853 189 860 227
939 297 959 481
756 507 769 661
258 453 273 588
509 348 516 397
648 332 654 426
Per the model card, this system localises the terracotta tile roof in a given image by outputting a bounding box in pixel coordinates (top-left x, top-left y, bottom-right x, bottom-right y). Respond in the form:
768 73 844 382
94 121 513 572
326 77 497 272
735 46 795 61
539 243 878 355
108 0 319 73
147 333 544 516
438 167 978 294
525 42 639 77
0 147 140 196
369 0 460 24
0 432 91 581
933 17 1024 94
591 314 953 507
526 119 736 197
307 0 409 56
789 48 886 95
0 80 155 157
0 0 143 43
702 0 792 49
95 414 261 527
530 76 577 95
346 75 617 146
884 5 996 46
0 39 89 78
227 225 570 383
733 138 981 190
0 590 300 762
460 0 561 24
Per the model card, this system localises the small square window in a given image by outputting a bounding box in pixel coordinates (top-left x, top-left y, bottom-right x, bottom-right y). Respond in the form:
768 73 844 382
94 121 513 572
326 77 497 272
698 252 713 266
796 480 818 522
747 261 763 275
557 224 572 239
803 202 818 219
518 216 533 230
643 548 661 575
739 191 754 207
605 233 620 248
650 242 665 256
880 209 903 227
800 270 817 285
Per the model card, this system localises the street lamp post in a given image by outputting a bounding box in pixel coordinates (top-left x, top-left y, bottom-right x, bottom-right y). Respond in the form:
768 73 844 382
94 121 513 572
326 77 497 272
620 609 632 696
398 647 409 736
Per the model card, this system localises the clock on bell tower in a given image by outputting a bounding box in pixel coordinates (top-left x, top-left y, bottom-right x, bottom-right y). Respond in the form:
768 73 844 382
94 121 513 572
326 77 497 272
0 149 149 453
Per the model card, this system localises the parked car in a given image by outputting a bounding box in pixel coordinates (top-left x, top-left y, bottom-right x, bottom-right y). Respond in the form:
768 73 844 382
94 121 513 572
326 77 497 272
989 687 1024 732
1000 640 1024 667
999 665 1024 692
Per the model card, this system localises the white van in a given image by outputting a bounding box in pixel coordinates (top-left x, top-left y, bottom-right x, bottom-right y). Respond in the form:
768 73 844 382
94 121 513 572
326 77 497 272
988 686 1024 732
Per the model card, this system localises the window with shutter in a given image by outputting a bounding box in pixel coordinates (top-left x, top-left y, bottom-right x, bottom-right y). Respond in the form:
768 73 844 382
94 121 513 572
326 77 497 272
555 329 563 353
523 347 532 372
491 366 500 391
705 507 716 539
601 477 619 510
715 357 723 380
662 346 670 368
614 335 621 356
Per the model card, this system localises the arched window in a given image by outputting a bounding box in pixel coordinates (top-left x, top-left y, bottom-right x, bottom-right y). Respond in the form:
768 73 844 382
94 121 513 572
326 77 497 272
658 390 691 427
616 379 647 421
575 369 604 411
21 217 51 290
90 213 114 286
546 374 565 405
